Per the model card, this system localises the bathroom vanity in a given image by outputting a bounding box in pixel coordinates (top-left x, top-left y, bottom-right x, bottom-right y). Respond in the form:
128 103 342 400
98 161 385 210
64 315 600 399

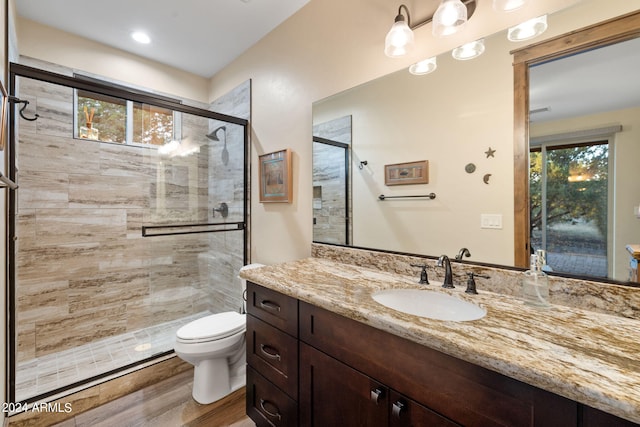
243 256 640 426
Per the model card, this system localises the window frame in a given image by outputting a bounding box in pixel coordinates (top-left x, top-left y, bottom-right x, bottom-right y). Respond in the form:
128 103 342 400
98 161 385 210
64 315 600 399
73 88 180 148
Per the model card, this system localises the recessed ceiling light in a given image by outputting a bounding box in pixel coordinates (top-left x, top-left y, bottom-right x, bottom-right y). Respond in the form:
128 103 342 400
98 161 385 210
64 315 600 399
131 31 151 44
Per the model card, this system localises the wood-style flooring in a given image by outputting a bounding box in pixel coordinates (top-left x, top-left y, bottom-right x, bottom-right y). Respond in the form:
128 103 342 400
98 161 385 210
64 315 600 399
50 369 255 427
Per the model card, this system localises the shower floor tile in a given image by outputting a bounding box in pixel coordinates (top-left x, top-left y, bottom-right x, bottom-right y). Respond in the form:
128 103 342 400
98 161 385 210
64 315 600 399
15 311 210 402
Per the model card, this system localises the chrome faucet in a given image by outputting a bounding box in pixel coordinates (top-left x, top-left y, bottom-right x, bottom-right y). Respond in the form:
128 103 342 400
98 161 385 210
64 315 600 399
437 255 454 288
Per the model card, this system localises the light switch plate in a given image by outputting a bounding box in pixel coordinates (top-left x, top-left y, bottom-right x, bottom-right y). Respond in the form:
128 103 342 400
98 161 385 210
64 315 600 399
481 214 503 229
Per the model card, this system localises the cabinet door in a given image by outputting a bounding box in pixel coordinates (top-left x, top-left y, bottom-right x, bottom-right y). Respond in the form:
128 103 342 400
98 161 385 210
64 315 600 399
389 390 461 427
247 366 298 427
299 342 388 427
581 405 639 427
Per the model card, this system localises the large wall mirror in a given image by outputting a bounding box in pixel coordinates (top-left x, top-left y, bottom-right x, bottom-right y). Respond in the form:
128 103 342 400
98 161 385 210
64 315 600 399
313 4 640 285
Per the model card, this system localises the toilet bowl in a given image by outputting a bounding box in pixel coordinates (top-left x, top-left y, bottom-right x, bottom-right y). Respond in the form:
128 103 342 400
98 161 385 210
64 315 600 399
174 263 264 404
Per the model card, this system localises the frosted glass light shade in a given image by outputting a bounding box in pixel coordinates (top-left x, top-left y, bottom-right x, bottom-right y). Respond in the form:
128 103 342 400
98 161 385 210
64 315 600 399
508 15 548 41
385 18 415 58
432 0 467 37
452 39 485 60
492 0 526 12
409 57 437 75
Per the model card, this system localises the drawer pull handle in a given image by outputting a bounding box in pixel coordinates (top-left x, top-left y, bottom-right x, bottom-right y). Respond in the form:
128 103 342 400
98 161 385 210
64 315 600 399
259 399 282 421
260 344 282 361
259 300 281 312
370 387 385 405
392 400 406 418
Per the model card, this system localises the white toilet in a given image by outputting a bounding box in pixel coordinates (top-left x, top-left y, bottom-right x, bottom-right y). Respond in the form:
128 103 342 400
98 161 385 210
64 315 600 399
174 263 264 404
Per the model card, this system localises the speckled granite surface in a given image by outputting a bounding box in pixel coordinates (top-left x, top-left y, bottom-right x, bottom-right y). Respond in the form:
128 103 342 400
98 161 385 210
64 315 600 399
240 256 640 424
312 243 640 320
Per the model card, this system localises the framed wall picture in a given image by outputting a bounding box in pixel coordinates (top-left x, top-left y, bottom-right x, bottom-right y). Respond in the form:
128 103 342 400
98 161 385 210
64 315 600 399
259 148 292 203
384 160 429 186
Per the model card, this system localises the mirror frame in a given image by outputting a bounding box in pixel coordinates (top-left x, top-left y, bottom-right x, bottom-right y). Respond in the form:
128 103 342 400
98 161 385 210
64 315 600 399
512 10 640 269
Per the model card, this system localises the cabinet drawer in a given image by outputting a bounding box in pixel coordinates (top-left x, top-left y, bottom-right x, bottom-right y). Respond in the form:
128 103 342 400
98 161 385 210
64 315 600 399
247 366 298 427
247 282 298 336
389 390 461 427
247 314 298 398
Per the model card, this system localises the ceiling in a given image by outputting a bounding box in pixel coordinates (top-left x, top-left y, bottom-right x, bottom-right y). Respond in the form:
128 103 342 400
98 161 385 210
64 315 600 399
16 0 311 78
16 1 640 121
529 37 640 123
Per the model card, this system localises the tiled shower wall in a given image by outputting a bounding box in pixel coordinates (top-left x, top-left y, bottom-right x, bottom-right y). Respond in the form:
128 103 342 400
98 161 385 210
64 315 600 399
312 116 352 245
14 73 248 363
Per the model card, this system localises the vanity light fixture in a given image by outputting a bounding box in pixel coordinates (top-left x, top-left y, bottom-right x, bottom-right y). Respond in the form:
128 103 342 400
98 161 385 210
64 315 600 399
384 5 415 57
492 0 527 12
384 1 477 58
432 0 469 37
452 39 485 60
131 31 151 44
409 57 438 75
508 15 548 42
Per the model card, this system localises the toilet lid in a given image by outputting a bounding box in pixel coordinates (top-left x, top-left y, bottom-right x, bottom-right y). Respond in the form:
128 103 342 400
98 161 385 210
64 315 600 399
176 312 245 342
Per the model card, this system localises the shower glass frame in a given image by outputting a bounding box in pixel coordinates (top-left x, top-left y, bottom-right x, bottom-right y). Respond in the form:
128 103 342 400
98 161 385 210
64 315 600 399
6 63 250 405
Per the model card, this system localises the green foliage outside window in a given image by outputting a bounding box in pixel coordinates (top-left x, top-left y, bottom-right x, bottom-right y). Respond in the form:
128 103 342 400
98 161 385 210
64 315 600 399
76 90 174 147
77 90 126 143
530 143 608 238
132 102 174 146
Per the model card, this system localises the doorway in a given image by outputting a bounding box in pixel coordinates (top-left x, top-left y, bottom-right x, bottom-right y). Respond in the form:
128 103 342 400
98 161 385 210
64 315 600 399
529 141 609 277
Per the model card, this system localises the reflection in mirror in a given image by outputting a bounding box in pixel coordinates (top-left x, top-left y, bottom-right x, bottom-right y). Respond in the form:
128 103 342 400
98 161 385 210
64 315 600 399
313 29 515 266
528 38 640 281
314 6 640 285
312 116 352 245
513 10 640 283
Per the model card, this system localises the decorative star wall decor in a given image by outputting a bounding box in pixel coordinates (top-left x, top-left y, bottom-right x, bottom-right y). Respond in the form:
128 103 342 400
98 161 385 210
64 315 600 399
485 147 496 158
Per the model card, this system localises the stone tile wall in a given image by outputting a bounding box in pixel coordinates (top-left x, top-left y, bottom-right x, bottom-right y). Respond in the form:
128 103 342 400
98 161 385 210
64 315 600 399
312 116 352 245
14 73 248 362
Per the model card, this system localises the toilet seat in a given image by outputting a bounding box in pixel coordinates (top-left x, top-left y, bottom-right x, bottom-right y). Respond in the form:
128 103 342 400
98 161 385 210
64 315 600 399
176 312 245 344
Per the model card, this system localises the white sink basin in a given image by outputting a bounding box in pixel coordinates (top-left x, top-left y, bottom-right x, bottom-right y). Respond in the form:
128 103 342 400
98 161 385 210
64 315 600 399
372 289 486 321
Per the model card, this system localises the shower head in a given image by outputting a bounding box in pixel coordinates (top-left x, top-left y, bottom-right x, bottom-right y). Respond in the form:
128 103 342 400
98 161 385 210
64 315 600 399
206 126 226 141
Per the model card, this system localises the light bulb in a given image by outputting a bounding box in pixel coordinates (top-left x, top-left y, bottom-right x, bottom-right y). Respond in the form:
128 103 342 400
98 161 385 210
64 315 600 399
409 57 437 75
493 0 526 12
452 39 485 60
385 17 415 58
508 15 548 42
433 0 468 37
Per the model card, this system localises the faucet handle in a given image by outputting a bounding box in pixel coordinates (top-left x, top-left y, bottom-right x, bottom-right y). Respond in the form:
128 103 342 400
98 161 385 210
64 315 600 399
465 272 489 294
410 264 430 285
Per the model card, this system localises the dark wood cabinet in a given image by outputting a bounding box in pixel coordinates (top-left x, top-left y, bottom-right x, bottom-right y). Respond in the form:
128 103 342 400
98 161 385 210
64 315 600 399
299 300 578 427
246 282 299 427
246 282 638 427
299 342 461 427
300 342 389 427
388 390 461 427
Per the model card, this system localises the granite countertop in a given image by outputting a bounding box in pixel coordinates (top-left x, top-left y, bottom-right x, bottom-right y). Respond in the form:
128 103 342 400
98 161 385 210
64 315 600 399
240 257 640 424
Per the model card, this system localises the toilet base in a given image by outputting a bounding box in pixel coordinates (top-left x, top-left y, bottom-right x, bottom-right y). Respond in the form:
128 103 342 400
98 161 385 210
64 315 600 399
191 358 246 405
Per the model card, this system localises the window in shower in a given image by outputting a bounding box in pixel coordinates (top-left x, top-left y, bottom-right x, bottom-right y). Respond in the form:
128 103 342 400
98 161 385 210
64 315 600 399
76 90 127 142
75 89 176 147
132 102 174 146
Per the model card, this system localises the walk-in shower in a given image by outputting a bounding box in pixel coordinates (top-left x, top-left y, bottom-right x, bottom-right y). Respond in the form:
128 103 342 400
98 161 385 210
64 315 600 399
7 63 249 404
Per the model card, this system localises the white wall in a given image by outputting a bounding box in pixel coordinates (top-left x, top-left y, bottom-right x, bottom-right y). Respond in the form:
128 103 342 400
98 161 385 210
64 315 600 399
16 18 210 104
208 0 640 265
313 30 516 265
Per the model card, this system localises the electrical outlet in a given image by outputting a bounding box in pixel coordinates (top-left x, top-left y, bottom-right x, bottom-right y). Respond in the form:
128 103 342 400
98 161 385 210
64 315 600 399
481 214 503 229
